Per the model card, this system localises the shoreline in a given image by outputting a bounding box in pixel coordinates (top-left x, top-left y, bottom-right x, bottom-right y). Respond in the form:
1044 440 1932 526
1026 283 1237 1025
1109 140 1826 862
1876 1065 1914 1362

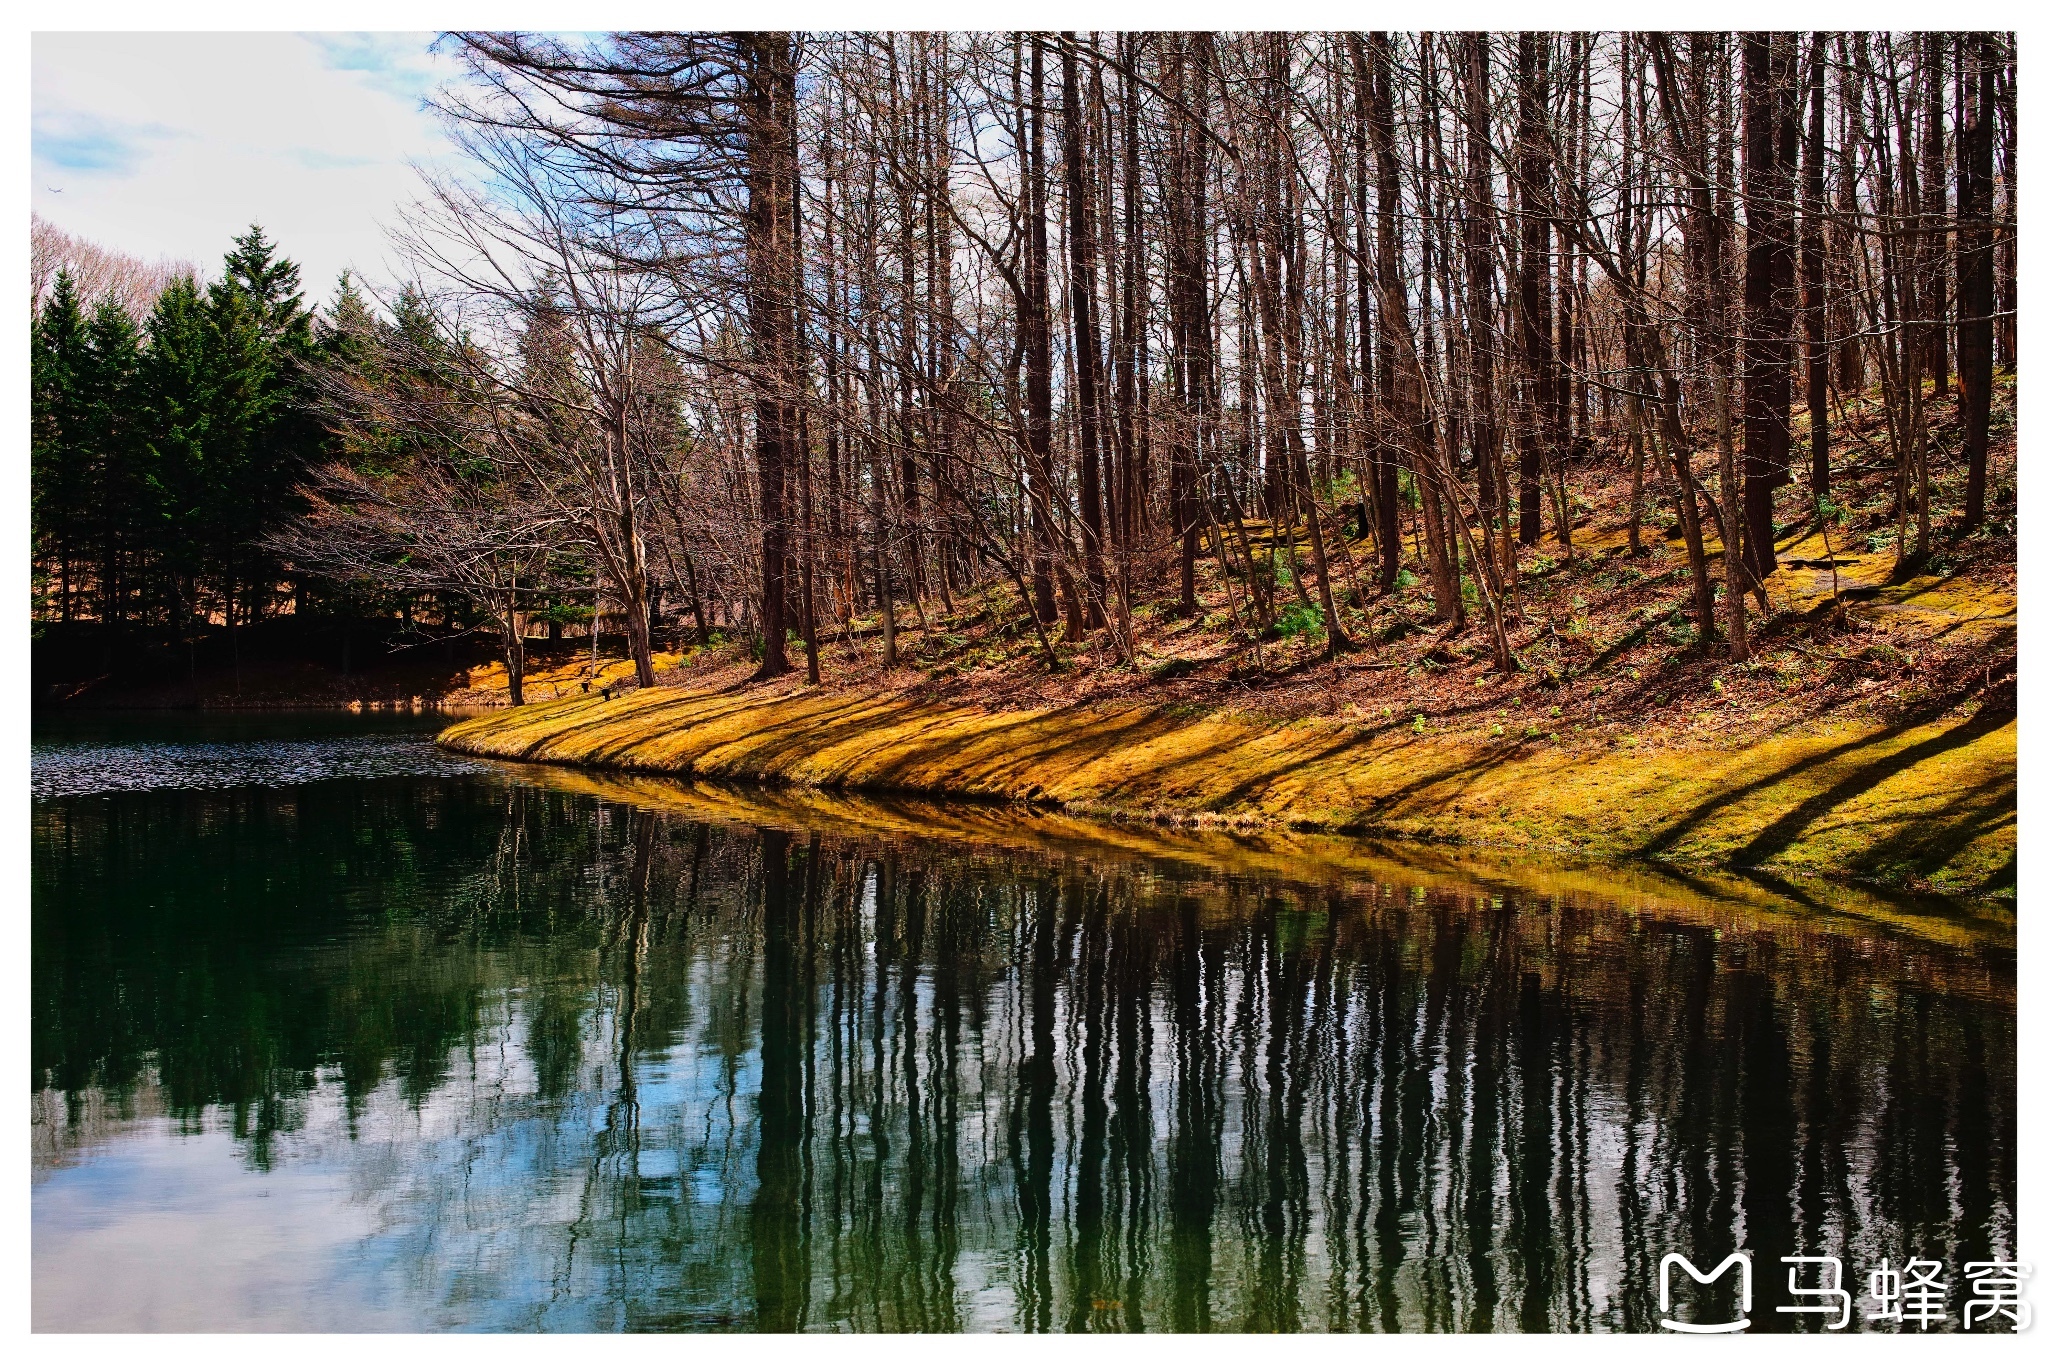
37 699 494 715
498 765 2015 961
437 683 2016 899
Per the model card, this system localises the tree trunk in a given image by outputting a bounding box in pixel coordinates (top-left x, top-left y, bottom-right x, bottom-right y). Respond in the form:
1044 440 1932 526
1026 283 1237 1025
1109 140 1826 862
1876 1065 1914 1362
1462 34 1510 595
1061 33 1109 631
502 608 526 706
1022 36 1058 624
1514 33 1555 549
1957 31 1996 529
1740 32 1797 583
1366 34 1406 591
1164 36 1213 618
1922 34 1950 397
744 32 800 681
1800 31 1831 508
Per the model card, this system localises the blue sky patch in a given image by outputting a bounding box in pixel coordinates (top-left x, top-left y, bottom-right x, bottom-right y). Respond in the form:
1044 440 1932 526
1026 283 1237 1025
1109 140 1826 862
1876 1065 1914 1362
308 32 441 105
33 112 180 178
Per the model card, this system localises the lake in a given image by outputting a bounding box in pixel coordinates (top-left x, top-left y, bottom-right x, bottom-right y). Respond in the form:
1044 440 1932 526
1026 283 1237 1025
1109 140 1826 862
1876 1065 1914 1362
30 713 2018 1332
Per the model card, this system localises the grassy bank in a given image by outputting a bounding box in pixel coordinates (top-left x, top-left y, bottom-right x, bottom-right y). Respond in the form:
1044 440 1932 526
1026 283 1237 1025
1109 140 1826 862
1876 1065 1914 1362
440 681 2014 897
436 392 2015 900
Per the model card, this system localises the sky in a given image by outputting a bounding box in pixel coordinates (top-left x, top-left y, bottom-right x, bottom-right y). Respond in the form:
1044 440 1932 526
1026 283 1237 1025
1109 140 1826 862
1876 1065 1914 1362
32 32 464 309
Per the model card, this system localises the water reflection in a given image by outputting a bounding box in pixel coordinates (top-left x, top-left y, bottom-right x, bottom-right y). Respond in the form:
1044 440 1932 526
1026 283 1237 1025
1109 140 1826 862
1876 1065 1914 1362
32 756 2017 1331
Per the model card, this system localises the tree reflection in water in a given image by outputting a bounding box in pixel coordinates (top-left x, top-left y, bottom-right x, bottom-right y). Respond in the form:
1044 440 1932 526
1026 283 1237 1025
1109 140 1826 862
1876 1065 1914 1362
33 775 2016 1331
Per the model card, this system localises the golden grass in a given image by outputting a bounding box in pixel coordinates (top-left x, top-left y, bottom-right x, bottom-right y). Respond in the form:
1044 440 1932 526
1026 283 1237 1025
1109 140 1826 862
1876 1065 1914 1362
440 679 2014 897
460 650 689 700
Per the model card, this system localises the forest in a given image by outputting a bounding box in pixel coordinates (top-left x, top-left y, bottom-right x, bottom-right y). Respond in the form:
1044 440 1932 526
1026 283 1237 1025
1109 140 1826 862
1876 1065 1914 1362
29 31 2019 722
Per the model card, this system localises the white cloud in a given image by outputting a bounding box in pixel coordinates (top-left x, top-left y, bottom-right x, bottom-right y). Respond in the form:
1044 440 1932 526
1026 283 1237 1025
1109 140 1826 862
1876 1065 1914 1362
32 32 464 309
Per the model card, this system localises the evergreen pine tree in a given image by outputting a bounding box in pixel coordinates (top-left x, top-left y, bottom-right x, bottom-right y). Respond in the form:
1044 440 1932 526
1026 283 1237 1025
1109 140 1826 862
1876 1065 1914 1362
222 223 311 346
139 276 214 627
80 298 144 625
209 225 323 623
32 271 89 621
201 274 277 625
318 271 376 362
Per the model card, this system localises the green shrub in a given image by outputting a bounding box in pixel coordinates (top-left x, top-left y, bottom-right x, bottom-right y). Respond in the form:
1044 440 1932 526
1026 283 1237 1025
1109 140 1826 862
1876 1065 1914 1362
1274 601 1324 638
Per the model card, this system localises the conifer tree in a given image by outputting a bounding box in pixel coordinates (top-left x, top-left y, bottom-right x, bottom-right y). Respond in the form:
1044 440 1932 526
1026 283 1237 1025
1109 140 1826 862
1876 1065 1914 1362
31 271 89 622
80 298 144 627
138 275 215 628
223 224 311 345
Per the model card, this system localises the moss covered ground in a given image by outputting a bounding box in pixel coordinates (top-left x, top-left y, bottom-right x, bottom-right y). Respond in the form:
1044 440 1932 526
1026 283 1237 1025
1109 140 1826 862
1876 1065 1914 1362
441 671 2013 898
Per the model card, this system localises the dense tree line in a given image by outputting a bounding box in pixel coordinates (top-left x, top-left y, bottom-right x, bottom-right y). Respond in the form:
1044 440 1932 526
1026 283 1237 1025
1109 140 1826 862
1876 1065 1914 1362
30 226 339 663
35 33 2020 700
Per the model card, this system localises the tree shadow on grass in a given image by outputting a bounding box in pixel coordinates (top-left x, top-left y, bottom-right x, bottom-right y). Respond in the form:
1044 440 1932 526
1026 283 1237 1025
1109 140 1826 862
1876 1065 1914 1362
1644 702 2013 868
581 692 888 771
481 686 763 763
707 696 993 778
1795 772 2017 892
860 705 1191 796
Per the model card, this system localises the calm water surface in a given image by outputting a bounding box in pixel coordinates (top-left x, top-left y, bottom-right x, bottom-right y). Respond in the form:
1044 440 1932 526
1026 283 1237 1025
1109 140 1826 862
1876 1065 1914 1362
31 714 2017 1331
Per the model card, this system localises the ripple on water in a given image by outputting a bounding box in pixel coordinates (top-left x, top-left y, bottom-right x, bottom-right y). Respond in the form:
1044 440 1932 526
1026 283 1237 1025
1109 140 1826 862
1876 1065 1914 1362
30 734 488 800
